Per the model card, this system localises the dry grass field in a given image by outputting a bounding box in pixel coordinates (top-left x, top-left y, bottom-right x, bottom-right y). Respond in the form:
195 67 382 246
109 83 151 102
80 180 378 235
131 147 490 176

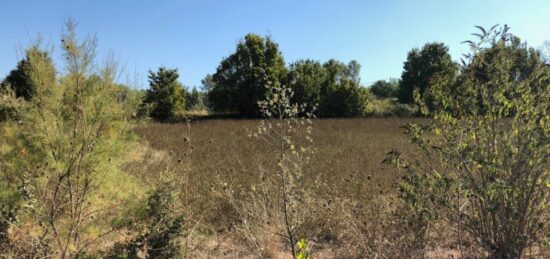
129 118 461 258
127 118 549 258
134 118 422 196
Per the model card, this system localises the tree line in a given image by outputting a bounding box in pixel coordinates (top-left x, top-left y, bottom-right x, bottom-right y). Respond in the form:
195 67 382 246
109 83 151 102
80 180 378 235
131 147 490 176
2 31 545 121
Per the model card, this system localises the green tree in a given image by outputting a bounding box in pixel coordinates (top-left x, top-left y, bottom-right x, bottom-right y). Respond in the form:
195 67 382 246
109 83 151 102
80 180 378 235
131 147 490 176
112 83 145 118
398 42 457 107
185 87 204 110
387 25 549 258
200 74 215 93
287 59 326 108
319 59 369 117
142 67 186 121
208 34 287 116
464 33 542 82
345 60 361 84
369 79 399 99
1 45 56 101
200 74 215 110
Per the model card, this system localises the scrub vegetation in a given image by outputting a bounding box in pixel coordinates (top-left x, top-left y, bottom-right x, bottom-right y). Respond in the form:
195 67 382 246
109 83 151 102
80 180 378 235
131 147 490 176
0 20 548 258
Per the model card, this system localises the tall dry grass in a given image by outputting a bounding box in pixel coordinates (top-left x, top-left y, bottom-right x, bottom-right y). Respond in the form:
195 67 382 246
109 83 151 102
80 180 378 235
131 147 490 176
131 118 479 257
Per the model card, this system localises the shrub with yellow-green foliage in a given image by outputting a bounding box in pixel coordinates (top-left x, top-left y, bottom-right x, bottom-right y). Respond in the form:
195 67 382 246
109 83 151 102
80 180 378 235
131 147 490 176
386 25 549 258
0 20 145 258
0 87 27 122
295 238 311 259
366 97 417 117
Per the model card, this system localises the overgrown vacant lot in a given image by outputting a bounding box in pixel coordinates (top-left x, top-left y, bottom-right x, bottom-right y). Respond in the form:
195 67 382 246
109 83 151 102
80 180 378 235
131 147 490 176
129 117 549 258
134 118 422 196
1 3 548 257
130 118 442 257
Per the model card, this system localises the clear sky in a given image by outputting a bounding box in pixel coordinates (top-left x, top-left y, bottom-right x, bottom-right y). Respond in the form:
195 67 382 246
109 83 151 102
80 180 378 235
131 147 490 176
0 0 549 88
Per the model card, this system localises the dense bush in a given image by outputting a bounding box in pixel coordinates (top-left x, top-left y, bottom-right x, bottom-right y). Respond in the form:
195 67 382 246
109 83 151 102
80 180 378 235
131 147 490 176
287 59 369 117
454 29 545 115
387 25 549 258
369 79 399 99
0 87 27 122
106 187 185 259
366 98 417 117
320 78 369 117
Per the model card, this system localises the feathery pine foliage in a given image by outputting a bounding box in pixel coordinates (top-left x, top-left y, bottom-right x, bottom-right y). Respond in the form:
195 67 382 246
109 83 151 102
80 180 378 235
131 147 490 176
0 20 143 258
0 87 27 122
1 45 56 101
386 25 549 258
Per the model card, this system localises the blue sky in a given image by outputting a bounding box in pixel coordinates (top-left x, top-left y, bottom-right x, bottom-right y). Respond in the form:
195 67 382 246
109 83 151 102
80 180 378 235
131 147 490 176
0 0 549 89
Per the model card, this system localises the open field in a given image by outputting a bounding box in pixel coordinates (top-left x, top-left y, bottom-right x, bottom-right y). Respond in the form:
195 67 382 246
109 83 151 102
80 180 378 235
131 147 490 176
134 118 422 195
130 118 453 257
128 117 549 258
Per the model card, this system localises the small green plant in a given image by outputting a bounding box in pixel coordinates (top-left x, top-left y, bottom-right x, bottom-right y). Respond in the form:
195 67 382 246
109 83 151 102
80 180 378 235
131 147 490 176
106 187 185 259
295 238 311 259
384 147 446 256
